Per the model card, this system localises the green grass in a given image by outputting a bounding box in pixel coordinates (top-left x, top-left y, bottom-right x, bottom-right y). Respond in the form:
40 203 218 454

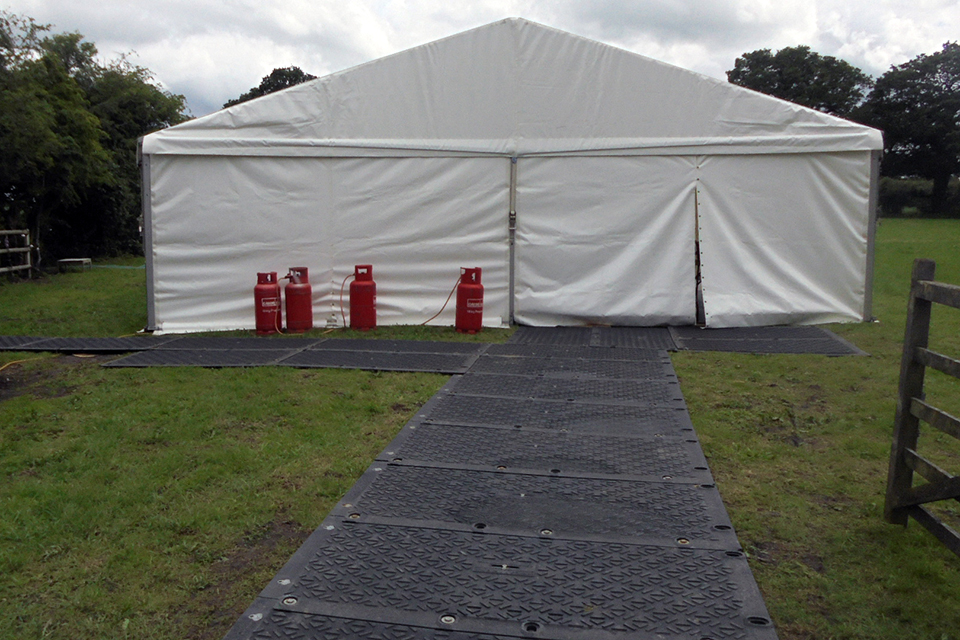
674 219 960 640
2 226 960 640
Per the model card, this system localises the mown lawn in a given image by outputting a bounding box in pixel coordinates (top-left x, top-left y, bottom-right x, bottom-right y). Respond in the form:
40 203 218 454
1 219 959 640
675 219 960 640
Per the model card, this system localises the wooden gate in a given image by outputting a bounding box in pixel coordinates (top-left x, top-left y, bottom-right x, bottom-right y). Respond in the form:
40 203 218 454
885 258 960 557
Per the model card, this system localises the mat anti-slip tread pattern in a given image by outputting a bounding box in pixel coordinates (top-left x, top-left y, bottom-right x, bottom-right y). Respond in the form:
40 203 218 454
671 325 867 355
278 350 476 374
451 373 684 405
0 336 47 350
310 339 485 354
672 325 829 340
222 328 779 640
155 336 321 350
420 394 692 433
239 522 776 640
18 336 182 352
508 326 679 350
679 337 865 355
467 355 675 379
485 343 669 360
103 349 298 367
333 465 734 546
377 423 711 481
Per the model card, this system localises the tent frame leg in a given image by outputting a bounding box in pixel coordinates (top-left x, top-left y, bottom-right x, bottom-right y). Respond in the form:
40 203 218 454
508 156 518 325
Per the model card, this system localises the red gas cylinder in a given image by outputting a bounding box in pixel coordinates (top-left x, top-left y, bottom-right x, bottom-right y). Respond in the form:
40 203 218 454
254 272 282 336
456 267 484 334
284 267 313 333
349 264 376 330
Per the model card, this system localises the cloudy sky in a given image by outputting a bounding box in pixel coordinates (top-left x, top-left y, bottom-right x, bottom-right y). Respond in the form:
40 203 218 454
4 0 958 116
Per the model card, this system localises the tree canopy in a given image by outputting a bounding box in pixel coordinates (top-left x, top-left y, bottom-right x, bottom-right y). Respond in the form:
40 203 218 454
863 43 960 215
0 11 188 262
727 45 873 117
223 66 317 108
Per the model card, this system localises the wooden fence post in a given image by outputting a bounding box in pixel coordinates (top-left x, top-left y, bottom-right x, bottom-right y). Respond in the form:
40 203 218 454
884 258 936 525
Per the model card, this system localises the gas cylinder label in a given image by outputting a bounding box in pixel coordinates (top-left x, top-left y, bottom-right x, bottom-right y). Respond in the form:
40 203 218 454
467 298 483 310
261 297 280 308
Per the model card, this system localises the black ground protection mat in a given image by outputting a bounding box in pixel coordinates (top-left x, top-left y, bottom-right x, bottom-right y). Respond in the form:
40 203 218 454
104 349 300 367
452 372 684 405
419 394 693 434
231 522 776 640
507 326 595 345
154 336 321 350
11 335 182 353
0 336 46 350
672 325 867 355
468 355 675 379
223 335 779 640
277 350 478 374
311 339 485 354
485 343 668 360
378 423 711 482
510 326 679 350
333 465 734 547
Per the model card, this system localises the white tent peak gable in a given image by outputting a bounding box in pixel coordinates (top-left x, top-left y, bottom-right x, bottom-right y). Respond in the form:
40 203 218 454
144 17 881 157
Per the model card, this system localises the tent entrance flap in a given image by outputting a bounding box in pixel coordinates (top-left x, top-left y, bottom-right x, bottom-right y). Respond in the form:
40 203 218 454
696 151 872 327
513 156 698 327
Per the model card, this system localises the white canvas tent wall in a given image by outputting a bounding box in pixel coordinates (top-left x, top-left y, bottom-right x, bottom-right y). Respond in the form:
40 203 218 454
140 18 883 334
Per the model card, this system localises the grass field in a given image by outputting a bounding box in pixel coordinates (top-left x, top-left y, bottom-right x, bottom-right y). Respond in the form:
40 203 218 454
1 219 959 640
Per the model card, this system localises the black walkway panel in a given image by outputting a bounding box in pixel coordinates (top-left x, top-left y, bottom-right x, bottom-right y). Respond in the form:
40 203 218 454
508 326 678 350
0 336 46 350
222 333 779 640
154 336 321 350
671 325 867 355
278 349 481 374
2 335 179 352
378 423 713 481
312 338 484 354
103 349 301 367
236 522 775 640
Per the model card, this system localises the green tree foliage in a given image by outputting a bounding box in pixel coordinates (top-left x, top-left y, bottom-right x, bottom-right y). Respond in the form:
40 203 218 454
224 66 317 108
864 43 960 216
0 11 188 262
727 46 873 117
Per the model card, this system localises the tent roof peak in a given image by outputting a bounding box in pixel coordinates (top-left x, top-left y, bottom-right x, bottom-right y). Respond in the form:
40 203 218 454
143 17 882 156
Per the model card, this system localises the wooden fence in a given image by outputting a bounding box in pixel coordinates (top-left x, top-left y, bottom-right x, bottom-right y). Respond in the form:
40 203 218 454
0 229 32 277
885 258 960 557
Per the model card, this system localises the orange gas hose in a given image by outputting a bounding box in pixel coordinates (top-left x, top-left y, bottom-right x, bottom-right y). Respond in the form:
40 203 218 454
421 276 461 326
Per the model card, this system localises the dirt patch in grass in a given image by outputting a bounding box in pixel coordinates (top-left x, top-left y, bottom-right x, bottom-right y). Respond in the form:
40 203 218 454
182 517 312 640
0 354 113 402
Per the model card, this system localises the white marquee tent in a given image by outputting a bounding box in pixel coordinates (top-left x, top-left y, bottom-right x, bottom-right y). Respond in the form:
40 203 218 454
140 18 883 334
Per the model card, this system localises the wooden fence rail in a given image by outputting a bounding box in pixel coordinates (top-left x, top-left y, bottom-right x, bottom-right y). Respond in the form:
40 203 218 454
0 229 32 277
885 258 960 557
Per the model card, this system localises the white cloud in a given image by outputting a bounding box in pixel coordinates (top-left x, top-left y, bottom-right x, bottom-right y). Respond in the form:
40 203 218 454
3 0 957 115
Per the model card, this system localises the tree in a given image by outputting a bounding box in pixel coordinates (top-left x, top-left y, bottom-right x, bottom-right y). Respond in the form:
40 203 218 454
864 43 960 216
0 37 113 257
224 66 316 108
71 59 187 255
0 10 188 261
727 46 873 117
